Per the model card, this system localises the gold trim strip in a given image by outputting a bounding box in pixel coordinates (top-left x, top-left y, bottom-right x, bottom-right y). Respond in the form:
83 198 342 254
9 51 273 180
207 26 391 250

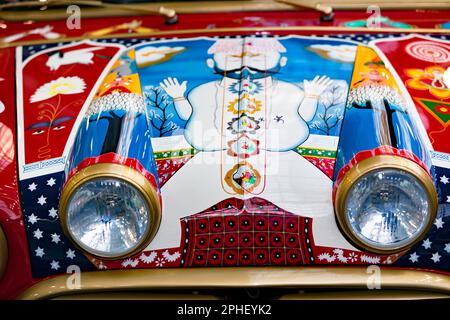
59 162 161 260
0 225 7 280
0 1 449 22
274 0 333 15
0 0 177 20
1 26 449 49
18 267 450 300
54 290 449 300
53 292 220 300
334 155 438 254
279 290 450 300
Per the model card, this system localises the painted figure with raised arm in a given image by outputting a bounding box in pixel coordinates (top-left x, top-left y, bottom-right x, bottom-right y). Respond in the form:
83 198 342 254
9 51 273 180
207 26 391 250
147 38 352 252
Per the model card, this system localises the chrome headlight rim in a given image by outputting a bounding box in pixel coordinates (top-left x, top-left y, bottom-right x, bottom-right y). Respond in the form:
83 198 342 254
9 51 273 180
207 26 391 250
334 155 438 255
59 163 161 260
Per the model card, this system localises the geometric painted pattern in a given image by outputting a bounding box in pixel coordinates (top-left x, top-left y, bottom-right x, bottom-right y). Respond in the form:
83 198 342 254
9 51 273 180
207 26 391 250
180 197 315 266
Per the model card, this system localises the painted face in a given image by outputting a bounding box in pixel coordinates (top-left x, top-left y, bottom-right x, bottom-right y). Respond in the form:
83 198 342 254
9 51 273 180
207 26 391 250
26 116 74 160
211 52 284 79
367 69 386 82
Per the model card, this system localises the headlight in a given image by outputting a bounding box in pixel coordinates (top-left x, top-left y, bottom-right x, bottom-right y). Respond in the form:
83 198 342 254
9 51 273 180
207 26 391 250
59 163 161 259
335 155 437 254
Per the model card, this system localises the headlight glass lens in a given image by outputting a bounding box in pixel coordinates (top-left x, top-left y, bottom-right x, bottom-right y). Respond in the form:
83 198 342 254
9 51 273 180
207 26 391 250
66 177 150 258
344 168 430 250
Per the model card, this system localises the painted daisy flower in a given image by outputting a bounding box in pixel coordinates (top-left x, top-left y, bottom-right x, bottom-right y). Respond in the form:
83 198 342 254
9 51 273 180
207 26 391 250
348 252 359 262
155 257 166 267
30 76 86 103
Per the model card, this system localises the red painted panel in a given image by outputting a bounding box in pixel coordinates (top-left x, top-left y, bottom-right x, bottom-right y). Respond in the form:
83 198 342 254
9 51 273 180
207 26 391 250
375 36 450 153
0 9 449 45
21 43 121 164
0 48 34 300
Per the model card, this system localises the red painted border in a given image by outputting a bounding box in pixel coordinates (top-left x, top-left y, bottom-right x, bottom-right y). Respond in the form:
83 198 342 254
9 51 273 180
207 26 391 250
0 10 448 44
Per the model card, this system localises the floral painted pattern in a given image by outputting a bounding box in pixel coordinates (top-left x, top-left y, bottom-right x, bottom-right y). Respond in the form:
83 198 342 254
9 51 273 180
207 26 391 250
30 76 86 103
405 66 450 100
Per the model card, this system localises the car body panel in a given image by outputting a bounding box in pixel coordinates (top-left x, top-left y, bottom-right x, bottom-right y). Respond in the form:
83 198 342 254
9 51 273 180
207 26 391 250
0 6 449 299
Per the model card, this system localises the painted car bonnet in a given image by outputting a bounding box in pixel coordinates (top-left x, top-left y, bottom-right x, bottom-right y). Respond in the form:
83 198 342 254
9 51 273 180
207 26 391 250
1 31 449 296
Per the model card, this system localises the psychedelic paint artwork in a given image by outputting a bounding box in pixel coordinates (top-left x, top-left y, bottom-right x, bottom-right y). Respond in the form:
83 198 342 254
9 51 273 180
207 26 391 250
374 36 450 154
134 36 355 254
13 34 450 278
16 41 123 178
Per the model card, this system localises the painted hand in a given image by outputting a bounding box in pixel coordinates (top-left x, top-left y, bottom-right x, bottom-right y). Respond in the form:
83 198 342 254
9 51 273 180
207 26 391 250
159 77 187 99
303 75 333 98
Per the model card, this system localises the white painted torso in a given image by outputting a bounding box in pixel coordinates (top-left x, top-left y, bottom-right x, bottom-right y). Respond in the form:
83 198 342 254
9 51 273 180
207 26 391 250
184 76 310 152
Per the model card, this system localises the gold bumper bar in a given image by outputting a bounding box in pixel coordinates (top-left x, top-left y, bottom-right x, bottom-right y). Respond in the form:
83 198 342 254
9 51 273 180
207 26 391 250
18 267 450 299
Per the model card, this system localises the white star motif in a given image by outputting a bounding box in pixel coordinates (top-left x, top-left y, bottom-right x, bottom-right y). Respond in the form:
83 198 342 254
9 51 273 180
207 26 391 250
51 233 61 244
46 178 56 187
33 228 43 240
50 260 60 270
28 182 37 191
434 218 444 229
28 213 38 225
440 175 450 184
48 207 58 218
445 243 450 254
431 252 441 263
447 196 450 203
422 238 432 249
35 247 45 258
66 249 76 259
409 252 419 263
37 195 47 206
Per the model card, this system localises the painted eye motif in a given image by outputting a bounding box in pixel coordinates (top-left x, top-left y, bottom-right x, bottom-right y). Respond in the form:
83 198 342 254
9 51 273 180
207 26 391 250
31 129 46 135
52 125 66 131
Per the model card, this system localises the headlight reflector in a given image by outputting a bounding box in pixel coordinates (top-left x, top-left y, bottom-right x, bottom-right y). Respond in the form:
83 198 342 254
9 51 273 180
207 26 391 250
67 178 150 258
335 155 437 254
345 169 430 250
60 163 161 259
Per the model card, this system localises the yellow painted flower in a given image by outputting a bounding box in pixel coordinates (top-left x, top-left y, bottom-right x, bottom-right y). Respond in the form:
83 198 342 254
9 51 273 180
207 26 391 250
437 105 450 114
227 94 262 115
405 66 450 99
30 76 86 103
